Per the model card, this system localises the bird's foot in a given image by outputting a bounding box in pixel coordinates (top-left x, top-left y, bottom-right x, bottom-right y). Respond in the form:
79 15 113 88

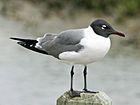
68 90 81 98
82 88 99 94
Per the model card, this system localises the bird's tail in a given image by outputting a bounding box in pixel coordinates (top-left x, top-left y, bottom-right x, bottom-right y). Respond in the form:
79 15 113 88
10 37 48 55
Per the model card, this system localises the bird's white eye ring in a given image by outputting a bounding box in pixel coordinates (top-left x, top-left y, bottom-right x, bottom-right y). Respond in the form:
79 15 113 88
101 25 107 30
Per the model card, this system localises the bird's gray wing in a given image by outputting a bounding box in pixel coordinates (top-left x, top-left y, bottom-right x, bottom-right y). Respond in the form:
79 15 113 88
38 29 84 58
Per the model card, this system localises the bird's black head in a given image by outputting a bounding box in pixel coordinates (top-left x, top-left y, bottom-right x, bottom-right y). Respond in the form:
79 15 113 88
90 19 125 38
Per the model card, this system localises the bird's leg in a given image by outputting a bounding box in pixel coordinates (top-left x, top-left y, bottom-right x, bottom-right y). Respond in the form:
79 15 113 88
69 66 81 98
83 65 88 91
70 65 74 91
83 65 99 94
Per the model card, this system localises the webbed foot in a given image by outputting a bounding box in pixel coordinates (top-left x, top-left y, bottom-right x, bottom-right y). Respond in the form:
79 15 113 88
82 89 99 94
68 90 81 98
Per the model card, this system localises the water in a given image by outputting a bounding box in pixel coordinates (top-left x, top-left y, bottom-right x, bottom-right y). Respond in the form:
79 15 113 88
0 17 140 105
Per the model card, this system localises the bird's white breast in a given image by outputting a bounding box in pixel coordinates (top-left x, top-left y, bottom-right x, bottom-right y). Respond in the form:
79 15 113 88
59 26 111 65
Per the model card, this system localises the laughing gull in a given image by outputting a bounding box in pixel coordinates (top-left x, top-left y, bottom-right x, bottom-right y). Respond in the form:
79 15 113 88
10 19 125 97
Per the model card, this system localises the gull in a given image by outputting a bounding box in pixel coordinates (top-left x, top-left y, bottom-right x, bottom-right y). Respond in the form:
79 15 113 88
10 19 125 97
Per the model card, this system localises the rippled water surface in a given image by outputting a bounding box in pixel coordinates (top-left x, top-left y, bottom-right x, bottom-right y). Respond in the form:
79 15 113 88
0 17 140 105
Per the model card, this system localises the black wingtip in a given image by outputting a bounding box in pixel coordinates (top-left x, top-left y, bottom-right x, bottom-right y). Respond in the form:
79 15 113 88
10 37 48 55
10 37 20 41
10 37 15 40
10 37 38 43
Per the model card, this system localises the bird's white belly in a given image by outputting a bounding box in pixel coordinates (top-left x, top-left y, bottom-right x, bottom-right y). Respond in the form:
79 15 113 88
59 36 111 65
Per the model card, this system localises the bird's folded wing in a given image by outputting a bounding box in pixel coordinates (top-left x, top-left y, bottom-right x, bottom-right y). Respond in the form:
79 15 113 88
37 29 84 58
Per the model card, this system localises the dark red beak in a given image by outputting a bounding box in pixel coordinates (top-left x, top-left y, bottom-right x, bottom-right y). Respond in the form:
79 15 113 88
111 31 125 37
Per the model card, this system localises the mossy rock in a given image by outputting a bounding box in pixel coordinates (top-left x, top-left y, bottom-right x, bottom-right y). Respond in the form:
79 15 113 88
57 91 112 105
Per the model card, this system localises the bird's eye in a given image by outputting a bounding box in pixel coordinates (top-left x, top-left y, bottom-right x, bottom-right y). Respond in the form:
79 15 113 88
101 25 108 30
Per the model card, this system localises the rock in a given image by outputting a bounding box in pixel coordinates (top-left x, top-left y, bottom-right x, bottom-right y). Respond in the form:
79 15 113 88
57 91 112 105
